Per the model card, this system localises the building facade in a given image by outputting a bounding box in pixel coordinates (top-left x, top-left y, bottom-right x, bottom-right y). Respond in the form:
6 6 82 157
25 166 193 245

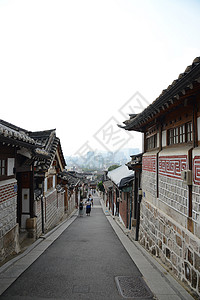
0 120 72 262
121 57 200 296
104 165 134 228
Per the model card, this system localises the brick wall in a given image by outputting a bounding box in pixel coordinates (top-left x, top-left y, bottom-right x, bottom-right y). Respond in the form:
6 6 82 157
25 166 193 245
0 181 17 203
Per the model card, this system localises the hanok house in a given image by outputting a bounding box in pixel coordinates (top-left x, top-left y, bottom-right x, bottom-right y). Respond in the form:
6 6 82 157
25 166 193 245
0 120 48 261
57 170 81 214
29 129 66 237
106 165 134 229
120 57 200 295
0 120 68 262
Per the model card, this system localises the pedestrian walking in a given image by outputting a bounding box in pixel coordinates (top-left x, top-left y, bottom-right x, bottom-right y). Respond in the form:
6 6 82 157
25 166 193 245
85 200 91 216
88 194 93 207
79 199 84 217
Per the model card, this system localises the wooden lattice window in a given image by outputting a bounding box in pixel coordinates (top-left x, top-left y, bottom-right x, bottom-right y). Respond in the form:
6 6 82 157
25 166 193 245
168 122 192 145
0 159 7 177
186 122 193 142
179 125 186 143
146 134 157 150
47 176 53 190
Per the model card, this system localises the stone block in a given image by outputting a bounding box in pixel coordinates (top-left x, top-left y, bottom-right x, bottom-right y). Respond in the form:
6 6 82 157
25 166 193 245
188 218 194 234
176 235 182 248
26 217 37 229
168 238 173 248
194 252 200 272
171 252 177 266
198 276 200 294
188 248 193 265
158 239 162 249
151 247 156 256
166 247 171 259
185 262 191 282
190 237 198 252
191 268 197 289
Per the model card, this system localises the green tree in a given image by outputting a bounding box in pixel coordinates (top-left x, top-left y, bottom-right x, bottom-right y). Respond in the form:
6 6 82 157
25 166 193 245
97 181 104 192
108 164 120 171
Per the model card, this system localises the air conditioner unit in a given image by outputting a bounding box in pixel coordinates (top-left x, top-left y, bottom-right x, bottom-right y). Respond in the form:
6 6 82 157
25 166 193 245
181 170 192 185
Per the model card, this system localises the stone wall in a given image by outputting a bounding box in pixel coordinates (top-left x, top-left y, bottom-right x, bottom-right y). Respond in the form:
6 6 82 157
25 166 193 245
44 189 65 232
159 175 188 216
0 179 19 261
35 189 65 236
142 170 157 199
139 199 200 296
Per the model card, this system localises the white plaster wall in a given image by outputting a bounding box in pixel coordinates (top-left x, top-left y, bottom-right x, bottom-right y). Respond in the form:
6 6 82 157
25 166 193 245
7 158 15 176
197 116 200 141
162 130 166 147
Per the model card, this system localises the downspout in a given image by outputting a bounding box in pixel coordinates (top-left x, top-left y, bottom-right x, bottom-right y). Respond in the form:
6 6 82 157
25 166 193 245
126 192 129 228
187 95 197 222
129 185 133 230
112 185 114 215
135 185 142 241
41 181 45 234
192 95 197 148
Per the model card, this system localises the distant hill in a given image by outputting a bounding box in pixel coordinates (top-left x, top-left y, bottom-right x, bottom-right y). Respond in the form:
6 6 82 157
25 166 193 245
65 148 141 171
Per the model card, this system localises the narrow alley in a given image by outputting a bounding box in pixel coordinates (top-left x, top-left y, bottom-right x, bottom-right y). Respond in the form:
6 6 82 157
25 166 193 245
0 196 194 300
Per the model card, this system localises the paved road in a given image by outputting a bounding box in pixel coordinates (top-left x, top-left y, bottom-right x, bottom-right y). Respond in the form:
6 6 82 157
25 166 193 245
0 196 154 300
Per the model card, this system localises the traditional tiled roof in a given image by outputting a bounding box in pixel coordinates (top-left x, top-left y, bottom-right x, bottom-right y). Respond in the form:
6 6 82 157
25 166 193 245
0 120 65 170
120 57 200 132
30 129 66 171
0 119 36 147
107 164 134 187
58 170 80 187
30 130 58 169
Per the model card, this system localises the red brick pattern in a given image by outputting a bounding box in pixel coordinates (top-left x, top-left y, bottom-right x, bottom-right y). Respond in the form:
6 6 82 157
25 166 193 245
193 156 200 185
0 182 17 202
142 156 156 172
159 155 187 179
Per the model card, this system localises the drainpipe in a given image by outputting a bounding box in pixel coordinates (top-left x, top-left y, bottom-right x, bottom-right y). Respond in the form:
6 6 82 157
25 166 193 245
135 188 142 241
129 187 132 230
112 185 114 215
192 95 197 148
41 181 45 234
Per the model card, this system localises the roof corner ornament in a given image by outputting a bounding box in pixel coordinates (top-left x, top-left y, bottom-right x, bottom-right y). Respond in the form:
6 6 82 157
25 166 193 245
188 83 193 90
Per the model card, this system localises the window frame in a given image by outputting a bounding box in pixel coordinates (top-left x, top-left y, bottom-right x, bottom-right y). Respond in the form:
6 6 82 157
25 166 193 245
146 134 157 151
167 121 193 146
0 158 7 177
47 176 53 190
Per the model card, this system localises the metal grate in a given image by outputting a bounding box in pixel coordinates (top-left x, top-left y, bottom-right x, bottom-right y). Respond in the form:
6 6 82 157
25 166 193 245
115 276 154 299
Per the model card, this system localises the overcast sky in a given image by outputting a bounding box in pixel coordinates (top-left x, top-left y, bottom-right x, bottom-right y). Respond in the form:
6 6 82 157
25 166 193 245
1 0 200 156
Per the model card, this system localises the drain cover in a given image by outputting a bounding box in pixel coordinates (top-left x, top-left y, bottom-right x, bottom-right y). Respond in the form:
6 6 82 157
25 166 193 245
115 276 153 299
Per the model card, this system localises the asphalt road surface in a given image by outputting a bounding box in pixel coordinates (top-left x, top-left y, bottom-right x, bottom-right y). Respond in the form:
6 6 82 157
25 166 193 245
0 196 154 300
